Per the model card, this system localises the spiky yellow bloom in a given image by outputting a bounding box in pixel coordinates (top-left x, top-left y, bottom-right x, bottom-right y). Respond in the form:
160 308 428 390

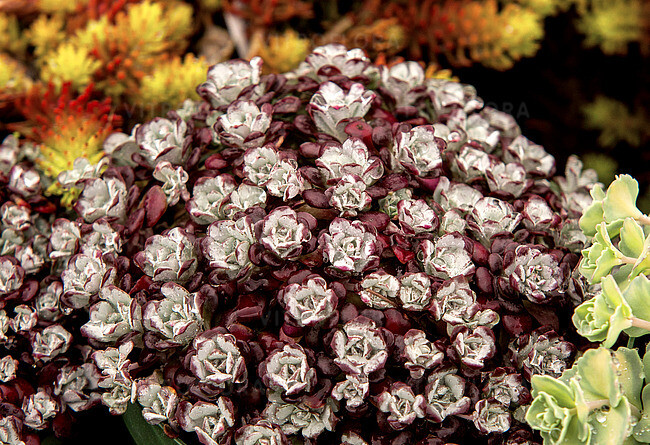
72 0 194 98
73 16 110 49
38 117 111 178
137 54 208 109
26 14 66 63
40 43 101 92
15 84 121 179
0 54 33 94
576 0 644 55
117 0 193 56
496 4 544 65
255 29 311 74
0 13 27 55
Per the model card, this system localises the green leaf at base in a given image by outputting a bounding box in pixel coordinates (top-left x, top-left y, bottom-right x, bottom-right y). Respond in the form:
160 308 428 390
122 403 187 445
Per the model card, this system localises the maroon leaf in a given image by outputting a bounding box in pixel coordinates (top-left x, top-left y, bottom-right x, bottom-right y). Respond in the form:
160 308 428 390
142 185 168 227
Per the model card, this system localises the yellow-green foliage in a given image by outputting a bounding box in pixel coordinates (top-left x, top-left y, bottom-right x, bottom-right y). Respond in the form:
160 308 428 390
27 14 66 63
514 0 563 16
0 54 32 94
466 1 545 70
40 43 101 91
116 0 193 56
37 0 88 14
73 16 110 50
576 0 644 54
498 4 545 62
0 13 27 55
137 54 208 108
70 0 195 98
583 96 648 147
255 29 311 74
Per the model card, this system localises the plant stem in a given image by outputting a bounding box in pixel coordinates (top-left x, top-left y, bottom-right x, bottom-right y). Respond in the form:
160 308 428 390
630 317 650 332
619 254 639 265
570 399 610 415
364 289 398 308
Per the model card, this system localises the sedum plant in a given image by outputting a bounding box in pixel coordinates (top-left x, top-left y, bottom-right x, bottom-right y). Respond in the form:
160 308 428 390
526 174 650 444
0 44 606 444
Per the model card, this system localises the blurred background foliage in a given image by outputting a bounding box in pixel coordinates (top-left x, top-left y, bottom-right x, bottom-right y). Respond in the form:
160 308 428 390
0 0 648 442
1 0 648 197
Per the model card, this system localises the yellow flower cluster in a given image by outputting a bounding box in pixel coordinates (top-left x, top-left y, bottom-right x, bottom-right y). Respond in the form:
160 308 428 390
0 54 32 95
575 0 645 55
253 29 311 74
0 12 27 55
137 54 209 110
40 43 101 91
0 0 210 185
67 0 194 98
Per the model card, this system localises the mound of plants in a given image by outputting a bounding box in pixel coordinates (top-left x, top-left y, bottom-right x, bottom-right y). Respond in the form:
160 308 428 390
0 44 611 445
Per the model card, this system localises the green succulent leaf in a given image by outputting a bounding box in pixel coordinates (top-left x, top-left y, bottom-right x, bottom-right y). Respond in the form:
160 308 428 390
579 183 605 237
573 275 638 347
580 223 624 283
633 385 650 442
619 218 646 258
582 275 633 348
122 403 187 445
569 378 591 428
630 233 650 279
613 348 644 410
575 347 621 406
589 397 634 445
526 392 581 445
604 306 634 348
531 375 576 408
622 275 650 322
603 175 643 223
572 297 608 343
643 343 650 379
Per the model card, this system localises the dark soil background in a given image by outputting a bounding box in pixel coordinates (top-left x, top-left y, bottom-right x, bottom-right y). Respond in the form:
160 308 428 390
457 11 650 204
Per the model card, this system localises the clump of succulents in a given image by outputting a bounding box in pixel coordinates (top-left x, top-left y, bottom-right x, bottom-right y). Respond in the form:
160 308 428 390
0 44 601 445
525 174 650 445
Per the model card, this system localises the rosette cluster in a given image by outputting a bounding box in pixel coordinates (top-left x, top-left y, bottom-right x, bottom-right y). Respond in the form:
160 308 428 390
0 44 600 445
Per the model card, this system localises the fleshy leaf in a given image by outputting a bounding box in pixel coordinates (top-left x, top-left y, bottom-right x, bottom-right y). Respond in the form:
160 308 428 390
603 305 633 348
622 275 650 323
613 348 644 410
530 375 576 408
633 385 650 442
643 344 650 382
122 403 187 445
602 175 643 223
572 297 608 343
598 275 633 348
630 233 650 279
575 347 621 406
580 223 624 283
619 218 645 259
579 183 605 237
589 397 633 445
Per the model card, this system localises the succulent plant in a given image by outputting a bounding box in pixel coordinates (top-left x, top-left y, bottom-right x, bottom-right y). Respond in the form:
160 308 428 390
0 44 601 445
